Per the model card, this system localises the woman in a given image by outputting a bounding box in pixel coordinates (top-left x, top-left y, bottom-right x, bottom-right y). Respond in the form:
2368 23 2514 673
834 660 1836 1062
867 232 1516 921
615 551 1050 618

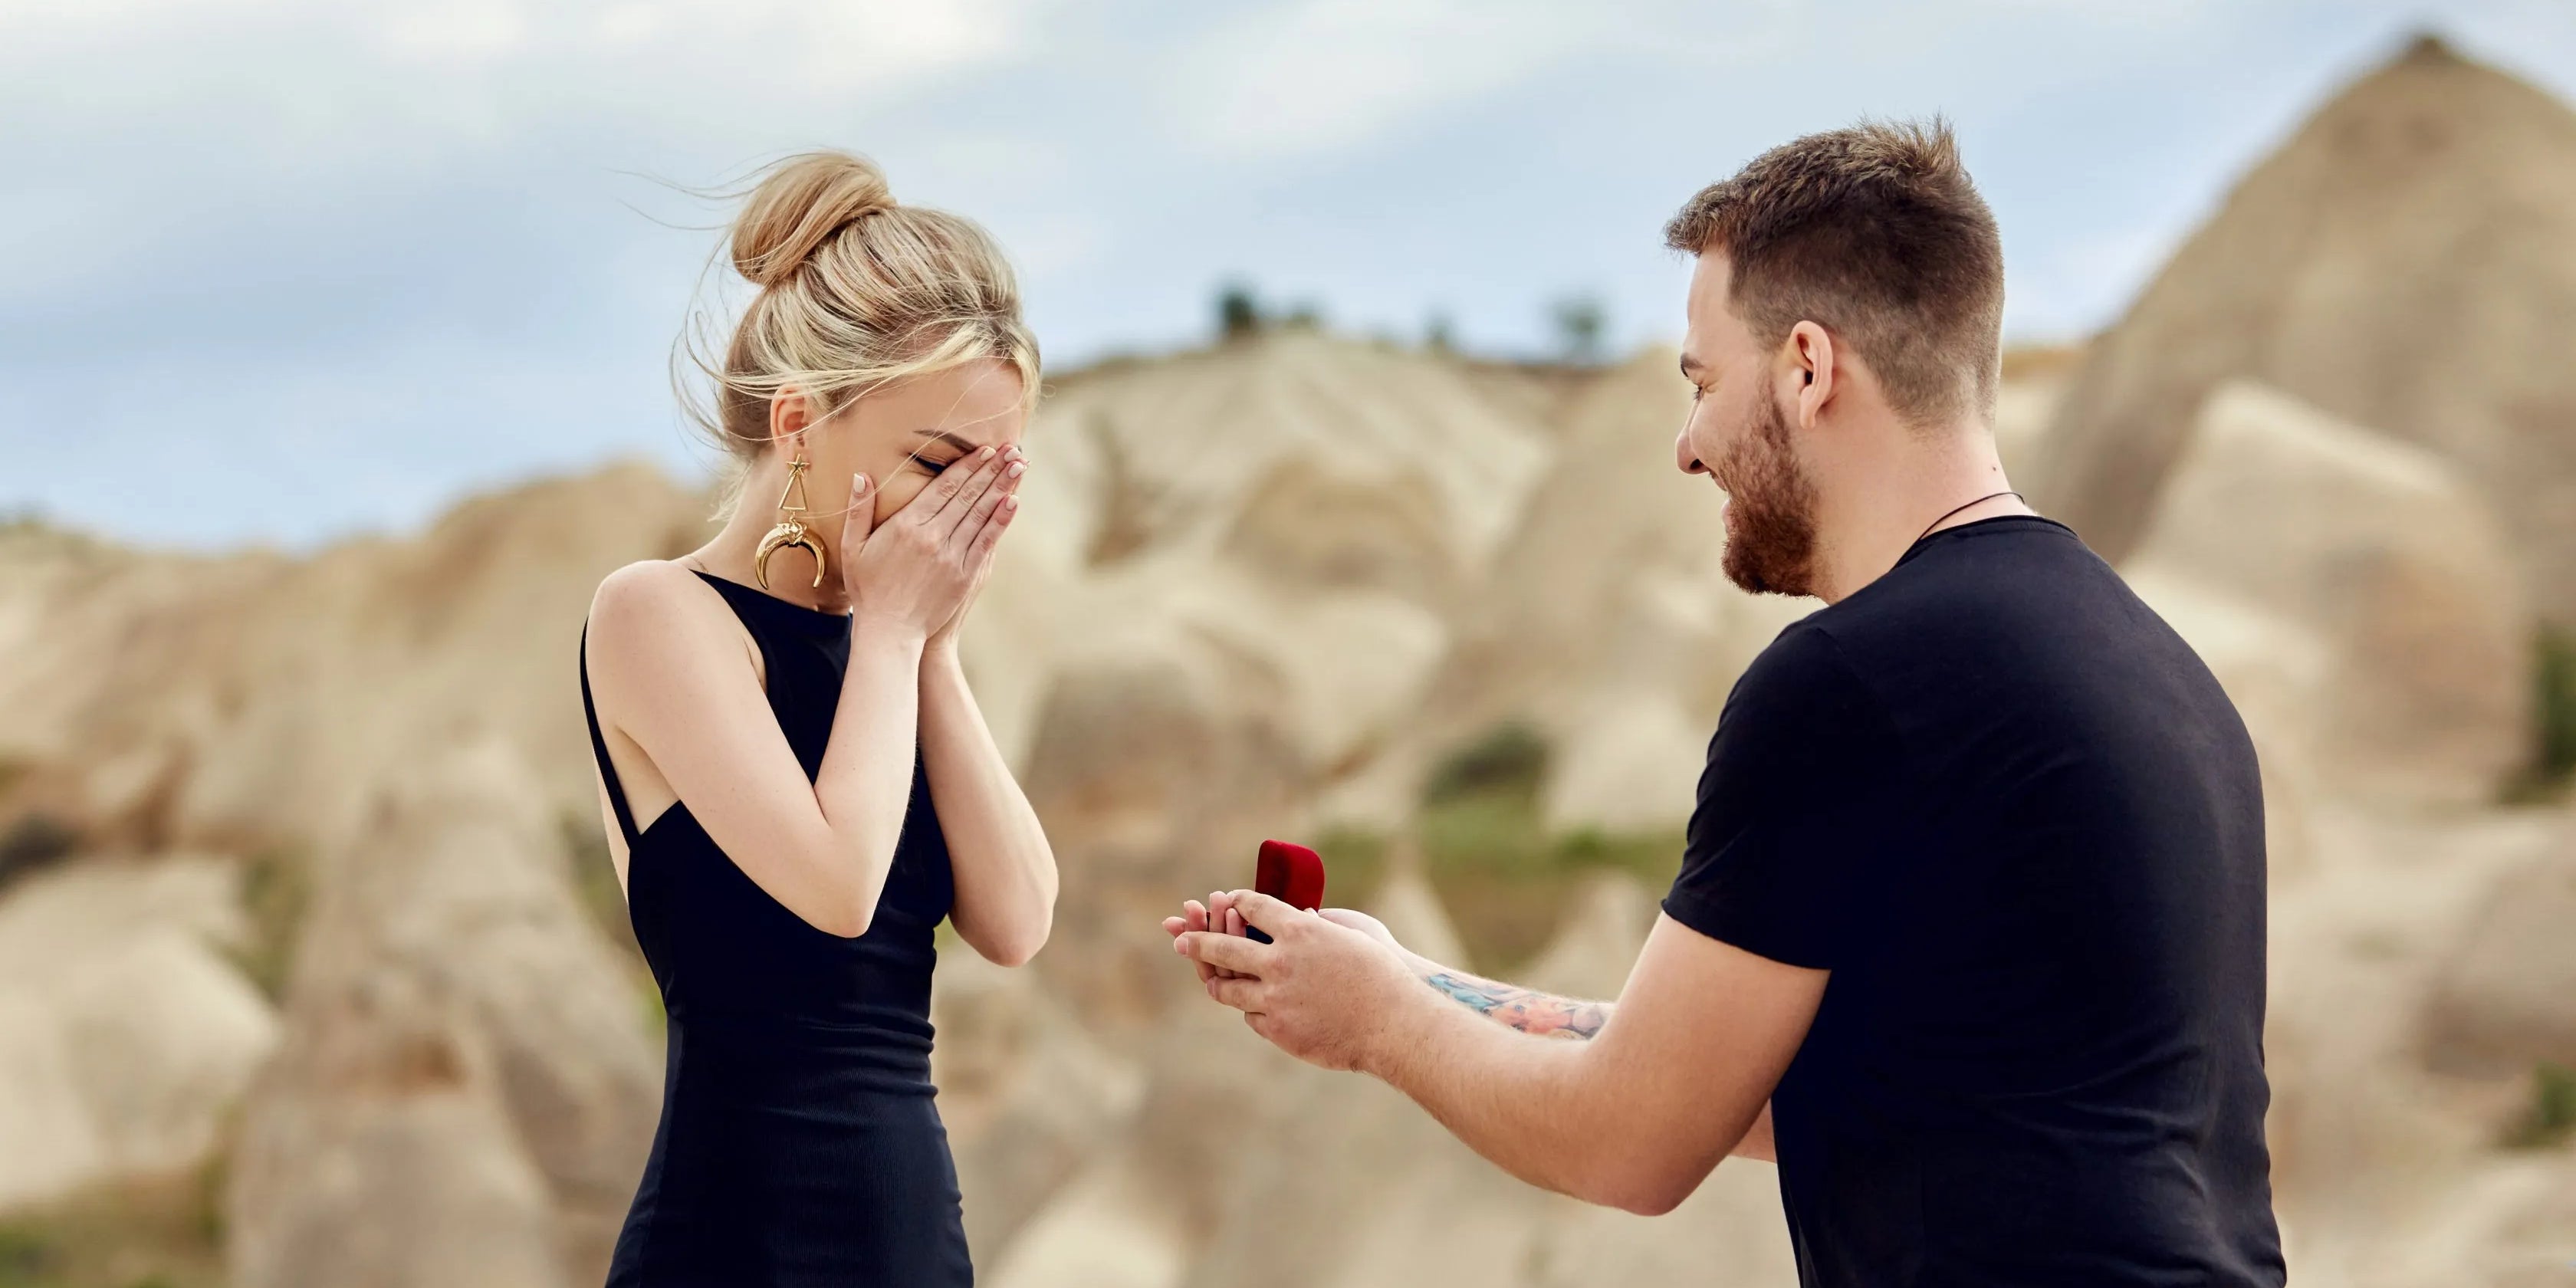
578 150 1056 1285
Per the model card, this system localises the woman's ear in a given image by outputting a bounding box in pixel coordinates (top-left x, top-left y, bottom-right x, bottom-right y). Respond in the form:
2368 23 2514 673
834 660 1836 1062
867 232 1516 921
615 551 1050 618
767 386 812 445
1788 322 1835 431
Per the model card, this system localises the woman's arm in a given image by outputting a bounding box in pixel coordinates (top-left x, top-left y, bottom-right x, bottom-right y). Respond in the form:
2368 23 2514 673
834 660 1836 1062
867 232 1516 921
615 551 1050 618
589 452 1017 938
919 642 1056 965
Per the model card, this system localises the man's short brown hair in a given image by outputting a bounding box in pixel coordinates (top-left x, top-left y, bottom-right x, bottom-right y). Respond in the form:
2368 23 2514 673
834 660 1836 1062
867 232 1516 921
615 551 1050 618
1665 117 2003 428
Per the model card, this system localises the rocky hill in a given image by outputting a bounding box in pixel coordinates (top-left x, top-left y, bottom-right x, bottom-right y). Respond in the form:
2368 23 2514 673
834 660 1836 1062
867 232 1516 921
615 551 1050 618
2033 34 2576 626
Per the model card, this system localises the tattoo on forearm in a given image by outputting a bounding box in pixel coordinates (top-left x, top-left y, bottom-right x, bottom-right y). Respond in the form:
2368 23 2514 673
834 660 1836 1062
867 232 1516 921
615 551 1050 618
1423 971 1609 1040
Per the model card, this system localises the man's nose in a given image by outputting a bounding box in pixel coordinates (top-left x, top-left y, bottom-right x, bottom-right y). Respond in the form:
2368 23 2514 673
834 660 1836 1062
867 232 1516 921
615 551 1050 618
1675 429 1706 475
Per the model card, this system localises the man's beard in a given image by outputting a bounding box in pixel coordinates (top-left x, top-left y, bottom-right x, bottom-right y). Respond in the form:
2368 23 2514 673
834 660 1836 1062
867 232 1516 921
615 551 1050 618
1714 392 1820 597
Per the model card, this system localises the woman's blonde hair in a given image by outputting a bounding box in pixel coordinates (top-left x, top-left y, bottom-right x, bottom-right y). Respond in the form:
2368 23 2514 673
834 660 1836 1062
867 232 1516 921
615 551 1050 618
680 150 1040 510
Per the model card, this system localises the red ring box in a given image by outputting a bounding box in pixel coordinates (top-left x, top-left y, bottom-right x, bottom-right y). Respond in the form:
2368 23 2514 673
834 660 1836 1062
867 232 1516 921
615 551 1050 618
1247 840 1326 943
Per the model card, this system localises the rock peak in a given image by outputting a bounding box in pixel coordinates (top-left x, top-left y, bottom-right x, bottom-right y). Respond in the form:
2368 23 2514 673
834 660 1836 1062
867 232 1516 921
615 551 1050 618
2397 30 2459 67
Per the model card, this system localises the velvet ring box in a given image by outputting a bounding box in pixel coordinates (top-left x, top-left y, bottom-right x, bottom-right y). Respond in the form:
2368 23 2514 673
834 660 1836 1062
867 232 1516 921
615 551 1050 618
1247 840 1326 944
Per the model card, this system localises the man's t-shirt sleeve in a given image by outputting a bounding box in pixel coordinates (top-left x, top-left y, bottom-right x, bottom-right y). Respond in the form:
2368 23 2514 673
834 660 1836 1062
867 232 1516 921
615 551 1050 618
1661 623 1902 971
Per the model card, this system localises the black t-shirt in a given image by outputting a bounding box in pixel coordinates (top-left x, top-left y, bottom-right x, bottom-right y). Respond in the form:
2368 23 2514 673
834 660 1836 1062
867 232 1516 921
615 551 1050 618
1663 516 2284 1288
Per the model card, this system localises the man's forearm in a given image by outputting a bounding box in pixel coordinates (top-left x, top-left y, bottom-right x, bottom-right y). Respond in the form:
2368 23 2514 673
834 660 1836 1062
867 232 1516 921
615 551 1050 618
1405 954 1612 1039
1367 983 1628 1203
1399 949 1773 1162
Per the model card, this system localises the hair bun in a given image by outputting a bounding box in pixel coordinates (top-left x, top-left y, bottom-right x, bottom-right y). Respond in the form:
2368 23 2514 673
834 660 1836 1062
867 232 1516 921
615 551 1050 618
730 151 896 289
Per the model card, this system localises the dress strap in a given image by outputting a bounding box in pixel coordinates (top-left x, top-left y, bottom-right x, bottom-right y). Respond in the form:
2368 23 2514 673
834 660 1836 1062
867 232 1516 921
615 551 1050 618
579 619 642 849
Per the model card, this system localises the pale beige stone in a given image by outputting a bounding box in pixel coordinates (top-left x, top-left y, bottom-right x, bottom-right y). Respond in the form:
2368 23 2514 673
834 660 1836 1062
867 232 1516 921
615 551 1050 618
228 738 657 1288
2125 381 2529 805
0 856 278 1211
2036 36 2576 625
2424 844 2576 1073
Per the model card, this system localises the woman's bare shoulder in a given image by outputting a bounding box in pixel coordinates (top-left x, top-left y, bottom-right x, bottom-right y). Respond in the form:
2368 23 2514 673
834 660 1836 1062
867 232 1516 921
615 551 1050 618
586 560 734 669
592 558 705 616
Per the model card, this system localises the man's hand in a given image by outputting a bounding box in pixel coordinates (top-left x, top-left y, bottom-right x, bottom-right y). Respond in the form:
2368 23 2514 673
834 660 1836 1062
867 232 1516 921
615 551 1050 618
1162 892 1250 985
1316 906 1404 952
1162 897 1408 979
1171 889 1428 1073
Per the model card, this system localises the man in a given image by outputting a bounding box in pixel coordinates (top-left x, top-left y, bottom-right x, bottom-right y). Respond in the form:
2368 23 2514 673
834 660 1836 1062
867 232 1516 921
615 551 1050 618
1166 118 2285 1286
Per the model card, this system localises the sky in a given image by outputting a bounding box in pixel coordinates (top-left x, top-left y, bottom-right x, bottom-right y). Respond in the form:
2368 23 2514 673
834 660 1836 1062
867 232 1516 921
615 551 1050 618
5 0 2573 550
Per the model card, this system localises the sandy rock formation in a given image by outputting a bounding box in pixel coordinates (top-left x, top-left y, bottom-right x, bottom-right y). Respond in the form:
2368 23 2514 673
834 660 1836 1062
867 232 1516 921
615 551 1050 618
964 334 1566 1027
933 946 1146 1260
1009 649 1313 1031
2255 800 2576 1287
0 465 708 1278
0 855 278 1211
1366 859 1471 968
2423 841 2576 1074
2123 382 2528 806
2034 35 2576 623
1516 869 1658 1002
1431 347 1808 835
972 331 1553 780
0 462 713 854
227 738 659 1288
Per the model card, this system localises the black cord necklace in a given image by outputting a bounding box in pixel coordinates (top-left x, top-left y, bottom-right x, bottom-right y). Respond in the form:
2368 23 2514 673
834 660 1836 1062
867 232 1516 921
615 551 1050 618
1914 490 2024 546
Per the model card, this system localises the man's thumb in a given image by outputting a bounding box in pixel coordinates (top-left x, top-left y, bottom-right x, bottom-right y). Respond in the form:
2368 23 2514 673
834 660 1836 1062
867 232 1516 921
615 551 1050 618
1232 888 1297 932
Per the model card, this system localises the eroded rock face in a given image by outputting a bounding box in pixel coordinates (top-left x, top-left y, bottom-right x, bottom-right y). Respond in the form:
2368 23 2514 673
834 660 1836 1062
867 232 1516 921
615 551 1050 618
961 333 1572 1031
1012 652 1313 1033
2035 36 2576 624
2124 381 2529 807
0 468 702 1280
1518 870 1659 1002
228 738 658 1288
2424 843 2576 1075
228 963 567 1288
1432 347 1809 835
933 947 1145 1260
966 331 1555 806
0 856 278 1211
0 462 714 854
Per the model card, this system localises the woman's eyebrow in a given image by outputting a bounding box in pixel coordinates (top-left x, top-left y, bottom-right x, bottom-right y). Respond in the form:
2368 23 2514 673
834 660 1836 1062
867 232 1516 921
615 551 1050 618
912 429 981 455
902 430 978 476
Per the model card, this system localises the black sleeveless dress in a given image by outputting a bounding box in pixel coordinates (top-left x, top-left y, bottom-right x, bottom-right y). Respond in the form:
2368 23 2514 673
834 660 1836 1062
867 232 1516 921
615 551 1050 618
580 568 973 1286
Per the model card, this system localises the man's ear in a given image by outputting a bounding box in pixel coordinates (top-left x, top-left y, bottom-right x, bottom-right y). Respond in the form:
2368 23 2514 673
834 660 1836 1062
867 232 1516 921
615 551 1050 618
1786 322 1835 431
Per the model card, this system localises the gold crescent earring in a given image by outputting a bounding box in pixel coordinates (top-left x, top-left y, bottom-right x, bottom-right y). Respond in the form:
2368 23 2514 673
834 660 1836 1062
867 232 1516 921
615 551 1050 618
753 453 829 590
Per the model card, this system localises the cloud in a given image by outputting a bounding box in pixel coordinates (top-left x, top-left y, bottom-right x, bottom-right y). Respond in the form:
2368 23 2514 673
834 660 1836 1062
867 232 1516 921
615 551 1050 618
0 0 1046 163
1165 0 1776 159
1171 0 1589 157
